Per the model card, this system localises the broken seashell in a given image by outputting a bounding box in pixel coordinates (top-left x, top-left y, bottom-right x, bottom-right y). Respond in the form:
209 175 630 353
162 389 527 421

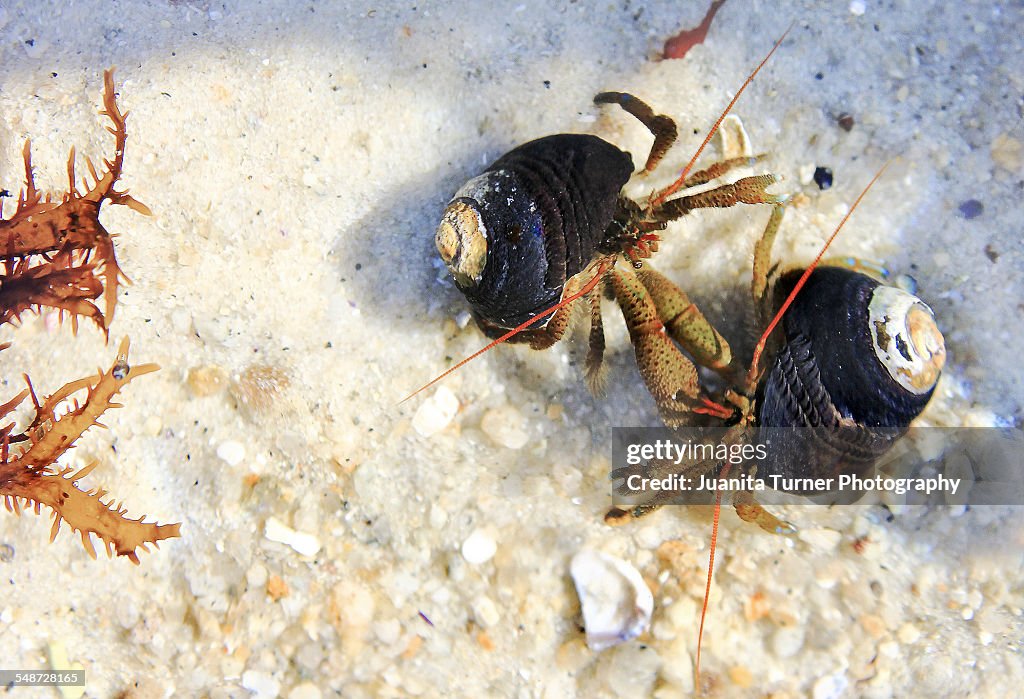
570 549 653 651
718 114 753 159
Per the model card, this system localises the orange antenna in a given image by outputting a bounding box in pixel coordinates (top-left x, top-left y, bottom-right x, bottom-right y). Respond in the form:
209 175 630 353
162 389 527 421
651 23 793 209
401 257 615 404
695 460 731 694
746 161 891 388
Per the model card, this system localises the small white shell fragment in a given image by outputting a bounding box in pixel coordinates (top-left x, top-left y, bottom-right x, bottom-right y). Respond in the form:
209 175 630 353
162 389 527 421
570 549 654 651
461 528 497 564
264 516 322 557
717 114 753 159
472 595 501 628
412 385 459 437
216 439 246 466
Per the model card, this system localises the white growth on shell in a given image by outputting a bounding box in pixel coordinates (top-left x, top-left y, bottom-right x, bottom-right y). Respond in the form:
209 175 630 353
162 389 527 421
570 549 653 651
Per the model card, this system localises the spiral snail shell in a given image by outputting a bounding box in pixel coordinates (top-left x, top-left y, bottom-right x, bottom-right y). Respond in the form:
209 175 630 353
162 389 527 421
756 266 946 485
436 134 634 336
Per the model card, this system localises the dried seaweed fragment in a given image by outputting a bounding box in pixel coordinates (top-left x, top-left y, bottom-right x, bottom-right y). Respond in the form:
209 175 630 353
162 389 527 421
0 338 178 564
663 0 727 60
0 71 177 563
0 69 151 331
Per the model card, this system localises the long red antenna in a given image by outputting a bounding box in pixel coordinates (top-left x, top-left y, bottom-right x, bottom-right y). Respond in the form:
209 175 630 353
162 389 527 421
401 257 615 404
746 161 891 388
651 23 793 209
694 460 730 693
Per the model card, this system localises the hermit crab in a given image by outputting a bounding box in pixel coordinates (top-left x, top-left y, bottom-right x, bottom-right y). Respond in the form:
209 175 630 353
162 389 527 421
431 37 791 421
429 27 944 506
423 31 948 685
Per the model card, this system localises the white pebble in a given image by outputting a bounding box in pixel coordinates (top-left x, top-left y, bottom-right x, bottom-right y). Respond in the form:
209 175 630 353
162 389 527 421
799 528 842 552
658 636 694 692
961 606 974 621
772 625 805 658
967 589 984 610
264 517 322 557
480 405 530 449
247 562 269 588
241 670 280 699
373 618 402 646
897 622 921 644
813 672 849 699
849 0 866 16
216 440 246 466
429 503 448 529
412 386 459 437
472 595 501 628
461 528 497 564
144 415 163 436
570 549 653 651
288 683 322 699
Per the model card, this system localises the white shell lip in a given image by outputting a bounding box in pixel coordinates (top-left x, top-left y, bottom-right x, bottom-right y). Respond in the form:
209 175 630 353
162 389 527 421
868 285 946 394
570 549 653 652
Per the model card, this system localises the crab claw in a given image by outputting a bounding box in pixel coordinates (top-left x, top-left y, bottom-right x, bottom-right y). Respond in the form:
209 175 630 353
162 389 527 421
636 267 732 372
609 267 720 426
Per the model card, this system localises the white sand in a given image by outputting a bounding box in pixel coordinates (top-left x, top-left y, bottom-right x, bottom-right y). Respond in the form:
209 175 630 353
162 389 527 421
0 1 1021 697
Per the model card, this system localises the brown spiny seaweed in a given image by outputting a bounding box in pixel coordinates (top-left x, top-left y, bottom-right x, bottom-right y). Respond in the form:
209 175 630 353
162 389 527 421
0 70 179 563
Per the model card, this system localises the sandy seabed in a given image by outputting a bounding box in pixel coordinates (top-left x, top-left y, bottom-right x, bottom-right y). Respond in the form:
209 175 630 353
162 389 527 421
0 1 1022 697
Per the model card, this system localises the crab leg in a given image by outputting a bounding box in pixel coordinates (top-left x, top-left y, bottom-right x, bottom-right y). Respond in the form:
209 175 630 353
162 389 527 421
583 287 609 394
651 173 786 224
751 202 788 313
608 266 731 425
673 154 768 190
636 267 732 372
594 92 679 174
733 488 796 535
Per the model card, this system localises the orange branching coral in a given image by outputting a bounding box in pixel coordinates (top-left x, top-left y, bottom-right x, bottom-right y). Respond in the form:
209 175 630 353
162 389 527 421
0 70 179 563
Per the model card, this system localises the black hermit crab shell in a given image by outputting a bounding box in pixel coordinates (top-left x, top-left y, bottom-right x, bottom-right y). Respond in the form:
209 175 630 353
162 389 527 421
756 266 946 485
435 134 634 334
